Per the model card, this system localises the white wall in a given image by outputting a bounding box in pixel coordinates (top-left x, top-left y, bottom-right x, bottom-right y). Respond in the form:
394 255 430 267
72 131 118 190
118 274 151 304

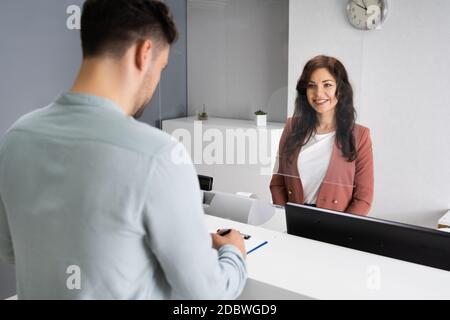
187 0 289 122
289 0 450 227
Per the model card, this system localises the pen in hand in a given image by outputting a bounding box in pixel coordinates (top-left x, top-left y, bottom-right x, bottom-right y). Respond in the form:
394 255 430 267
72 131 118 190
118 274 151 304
212 229 248 259
217 229 251 240
217 229 232 236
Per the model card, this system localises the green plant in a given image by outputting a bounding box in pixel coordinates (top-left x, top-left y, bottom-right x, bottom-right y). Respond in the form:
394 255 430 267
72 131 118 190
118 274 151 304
255 110 267 116
198 104 208 120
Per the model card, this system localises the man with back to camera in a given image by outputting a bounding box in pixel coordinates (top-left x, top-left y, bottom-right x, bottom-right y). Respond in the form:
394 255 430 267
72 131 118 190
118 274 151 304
0 0 247 300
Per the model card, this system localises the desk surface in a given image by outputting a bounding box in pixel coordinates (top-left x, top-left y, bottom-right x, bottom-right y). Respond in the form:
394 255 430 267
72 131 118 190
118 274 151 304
7 214 450 300
206 214 450 300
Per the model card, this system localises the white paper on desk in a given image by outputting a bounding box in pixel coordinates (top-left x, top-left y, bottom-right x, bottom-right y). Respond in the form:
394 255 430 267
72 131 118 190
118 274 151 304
245 236 268 255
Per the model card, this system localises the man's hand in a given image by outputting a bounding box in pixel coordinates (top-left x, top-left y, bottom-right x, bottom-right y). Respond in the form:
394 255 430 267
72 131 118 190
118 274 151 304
212 230 247 259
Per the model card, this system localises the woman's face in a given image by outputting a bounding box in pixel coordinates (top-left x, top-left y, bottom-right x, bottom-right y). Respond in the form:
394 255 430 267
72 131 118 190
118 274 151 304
306 68 338 115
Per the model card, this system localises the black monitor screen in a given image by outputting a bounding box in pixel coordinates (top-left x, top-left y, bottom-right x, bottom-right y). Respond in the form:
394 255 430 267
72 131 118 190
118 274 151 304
285 203 450 272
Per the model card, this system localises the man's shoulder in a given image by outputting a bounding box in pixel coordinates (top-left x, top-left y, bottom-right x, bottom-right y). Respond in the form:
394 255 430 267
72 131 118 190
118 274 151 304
1 104 179 160
5 107 50 133
125 120 178 157
0 107 50 148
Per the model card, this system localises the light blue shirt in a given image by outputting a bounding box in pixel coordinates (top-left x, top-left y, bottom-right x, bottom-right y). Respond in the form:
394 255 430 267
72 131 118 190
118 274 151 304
0 93 247 300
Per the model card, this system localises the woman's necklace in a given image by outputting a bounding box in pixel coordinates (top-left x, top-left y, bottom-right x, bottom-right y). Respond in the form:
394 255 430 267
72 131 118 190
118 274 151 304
316 128 336 135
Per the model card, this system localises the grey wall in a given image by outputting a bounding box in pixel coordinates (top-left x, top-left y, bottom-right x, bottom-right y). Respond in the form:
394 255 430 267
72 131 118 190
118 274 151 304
187 0 288 123
289 0 450 227
0 0 187 299
141 0 187 128
0 0 84 137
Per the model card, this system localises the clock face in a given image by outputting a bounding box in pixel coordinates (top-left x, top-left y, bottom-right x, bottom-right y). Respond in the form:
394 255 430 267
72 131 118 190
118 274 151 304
347 0 387 30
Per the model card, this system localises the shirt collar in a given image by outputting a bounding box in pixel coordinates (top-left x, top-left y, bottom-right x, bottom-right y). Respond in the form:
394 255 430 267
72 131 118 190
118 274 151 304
55 92 127 116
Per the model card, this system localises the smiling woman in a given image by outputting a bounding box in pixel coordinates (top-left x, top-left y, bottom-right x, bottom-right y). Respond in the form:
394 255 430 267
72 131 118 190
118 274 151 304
270 55 374 216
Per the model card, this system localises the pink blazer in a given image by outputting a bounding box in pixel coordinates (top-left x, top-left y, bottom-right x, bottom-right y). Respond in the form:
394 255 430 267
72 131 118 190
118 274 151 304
270 118 374 216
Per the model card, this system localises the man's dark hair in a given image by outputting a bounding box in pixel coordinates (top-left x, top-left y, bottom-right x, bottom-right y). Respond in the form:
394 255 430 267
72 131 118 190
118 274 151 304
80 0 178 58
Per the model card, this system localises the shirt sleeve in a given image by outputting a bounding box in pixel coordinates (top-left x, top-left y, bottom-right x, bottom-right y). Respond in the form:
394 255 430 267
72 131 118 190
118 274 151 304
142 142 247 300
0 192 15 265
347 128 374 216
270 118 292 205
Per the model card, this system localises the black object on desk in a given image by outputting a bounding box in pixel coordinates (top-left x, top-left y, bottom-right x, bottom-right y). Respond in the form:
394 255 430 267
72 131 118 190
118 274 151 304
286 203 450 272
198 175 213 191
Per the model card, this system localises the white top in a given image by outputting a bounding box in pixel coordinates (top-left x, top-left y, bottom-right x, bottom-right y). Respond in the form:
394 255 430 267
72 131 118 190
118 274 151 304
298 132 336 204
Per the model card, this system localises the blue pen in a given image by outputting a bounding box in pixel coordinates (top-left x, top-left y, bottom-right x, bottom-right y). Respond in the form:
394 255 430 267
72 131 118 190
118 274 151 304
247 241 268 255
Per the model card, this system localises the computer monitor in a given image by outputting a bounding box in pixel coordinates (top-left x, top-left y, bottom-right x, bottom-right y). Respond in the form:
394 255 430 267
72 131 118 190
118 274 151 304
285 203 450 272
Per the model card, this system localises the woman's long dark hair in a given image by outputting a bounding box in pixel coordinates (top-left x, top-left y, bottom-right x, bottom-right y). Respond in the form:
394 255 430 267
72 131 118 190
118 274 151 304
284 55 357 162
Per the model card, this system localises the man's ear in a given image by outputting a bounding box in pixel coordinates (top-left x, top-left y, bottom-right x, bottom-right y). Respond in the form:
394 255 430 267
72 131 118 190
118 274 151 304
135 39 153 72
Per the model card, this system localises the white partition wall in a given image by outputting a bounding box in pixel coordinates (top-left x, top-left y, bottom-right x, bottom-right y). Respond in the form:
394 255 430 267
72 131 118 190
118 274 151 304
163 117 284 202
288 0 450 228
